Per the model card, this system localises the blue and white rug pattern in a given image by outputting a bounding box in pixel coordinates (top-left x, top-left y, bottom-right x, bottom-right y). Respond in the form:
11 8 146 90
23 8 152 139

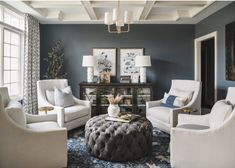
67 127 170 168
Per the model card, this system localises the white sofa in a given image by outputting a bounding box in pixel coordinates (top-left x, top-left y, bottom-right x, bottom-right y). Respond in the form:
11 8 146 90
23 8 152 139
0 88 67 168
171 87 235 168
146 80 201 133
37 79 91 130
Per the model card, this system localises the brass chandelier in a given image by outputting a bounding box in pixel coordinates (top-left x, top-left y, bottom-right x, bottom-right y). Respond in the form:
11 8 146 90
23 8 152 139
104 0 133 34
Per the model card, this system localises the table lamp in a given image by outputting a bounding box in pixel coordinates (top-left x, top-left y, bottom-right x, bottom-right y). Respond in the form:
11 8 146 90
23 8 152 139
135 55 151 83
82 55 95 83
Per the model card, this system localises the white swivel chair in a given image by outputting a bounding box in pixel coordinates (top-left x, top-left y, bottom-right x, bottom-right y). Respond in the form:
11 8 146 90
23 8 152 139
0 88 67 168
171 87 235 168
146 80 201 133
37 79 91 131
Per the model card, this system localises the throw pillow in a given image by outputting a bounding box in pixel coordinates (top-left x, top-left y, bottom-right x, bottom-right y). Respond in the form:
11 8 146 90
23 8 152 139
54 86 75 107
209 100 233 128
46 90 55 105
6 107 26 127
162 93 187 108
169 88 194 104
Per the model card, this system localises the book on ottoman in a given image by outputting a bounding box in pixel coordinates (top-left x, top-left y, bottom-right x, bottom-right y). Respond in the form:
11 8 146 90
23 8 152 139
105 113 140 123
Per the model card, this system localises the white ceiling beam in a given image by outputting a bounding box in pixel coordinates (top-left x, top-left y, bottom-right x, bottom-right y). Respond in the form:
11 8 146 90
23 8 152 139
139 1 156 20
30 1 82 9
3 1 48 18
154 1 208 8
81 0 97 20
189 0 215 17
47 10 64 21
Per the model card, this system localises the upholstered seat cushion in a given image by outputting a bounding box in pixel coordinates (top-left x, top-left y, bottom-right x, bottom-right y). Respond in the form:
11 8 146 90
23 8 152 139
148 106 171 124
64 105 89 122
27 121 60 131
177 124 210 130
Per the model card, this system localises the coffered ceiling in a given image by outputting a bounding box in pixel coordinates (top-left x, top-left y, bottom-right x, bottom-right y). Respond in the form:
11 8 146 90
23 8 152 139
2 0 232 24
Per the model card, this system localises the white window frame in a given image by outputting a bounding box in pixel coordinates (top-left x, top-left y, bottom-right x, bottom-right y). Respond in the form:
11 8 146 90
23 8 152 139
0 4 24 100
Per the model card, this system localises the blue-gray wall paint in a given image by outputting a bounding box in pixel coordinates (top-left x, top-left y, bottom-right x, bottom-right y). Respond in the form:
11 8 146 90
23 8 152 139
195 2 235 99
40 24 194 99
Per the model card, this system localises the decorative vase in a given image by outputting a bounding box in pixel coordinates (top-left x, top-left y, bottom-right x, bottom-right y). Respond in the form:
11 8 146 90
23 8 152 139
100 71 111 83
108 104 120 117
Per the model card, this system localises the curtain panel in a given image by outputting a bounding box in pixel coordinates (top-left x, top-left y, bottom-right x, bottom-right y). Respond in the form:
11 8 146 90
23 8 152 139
23 14 40 114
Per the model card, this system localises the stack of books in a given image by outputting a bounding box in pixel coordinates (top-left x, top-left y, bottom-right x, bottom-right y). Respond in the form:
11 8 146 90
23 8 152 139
105 113 140 123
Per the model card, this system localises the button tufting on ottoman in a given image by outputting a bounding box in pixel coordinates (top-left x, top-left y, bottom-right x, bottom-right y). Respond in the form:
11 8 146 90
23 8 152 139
85 115 153 162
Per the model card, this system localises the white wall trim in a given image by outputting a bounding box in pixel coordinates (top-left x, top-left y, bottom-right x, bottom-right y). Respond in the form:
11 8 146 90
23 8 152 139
194 31 218 101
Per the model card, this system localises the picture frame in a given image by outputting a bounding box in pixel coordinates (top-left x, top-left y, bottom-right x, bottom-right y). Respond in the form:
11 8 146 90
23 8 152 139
120 48 144 76
93 48 117 76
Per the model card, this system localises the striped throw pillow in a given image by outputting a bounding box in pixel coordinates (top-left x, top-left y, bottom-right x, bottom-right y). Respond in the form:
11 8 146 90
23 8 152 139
162 93 187 108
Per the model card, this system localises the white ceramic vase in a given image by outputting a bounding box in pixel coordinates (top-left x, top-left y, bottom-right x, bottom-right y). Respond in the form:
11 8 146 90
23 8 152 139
108 104 120 117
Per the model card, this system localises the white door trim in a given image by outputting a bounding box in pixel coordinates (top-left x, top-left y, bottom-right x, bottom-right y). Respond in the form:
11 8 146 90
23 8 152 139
194 31 218 101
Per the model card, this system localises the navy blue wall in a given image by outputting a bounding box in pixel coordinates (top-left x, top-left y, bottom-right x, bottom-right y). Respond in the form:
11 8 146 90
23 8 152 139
40 24 195 99
195 2 235 99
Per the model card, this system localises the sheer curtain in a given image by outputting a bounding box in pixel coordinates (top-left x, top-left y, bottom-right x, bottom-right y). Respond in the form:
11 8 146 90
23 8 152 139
23 14 40 114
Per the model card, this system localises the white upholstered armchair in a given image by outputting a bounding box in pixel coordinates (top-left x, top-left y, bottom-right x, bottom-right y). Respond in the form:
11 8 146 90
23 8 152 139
0 89 67 168
146 80 201 133
37 79 91 130
171 87 235 168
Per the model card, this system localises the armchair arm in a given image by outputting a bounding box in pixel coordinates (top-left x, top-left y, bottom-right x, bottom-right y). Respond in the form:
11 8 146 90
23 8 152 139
170 127 234 168
178 113 210 126
26 113 57 124
6 100 22 109
146 100 162 109
73 96 91 107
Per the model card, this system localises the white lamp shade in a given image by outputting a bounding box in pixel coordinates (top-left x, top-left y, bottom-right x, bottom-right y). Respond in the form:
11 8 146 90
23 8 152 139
82 55 95 67
112 8 118 21
135 55 151 67
124 11 133 24
104 12 113 25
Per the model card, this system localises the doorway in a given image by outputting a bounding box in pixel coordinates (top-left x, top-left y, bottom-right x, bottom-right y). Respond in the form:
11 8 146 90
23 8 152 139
194 31 217 114
201 38 215 108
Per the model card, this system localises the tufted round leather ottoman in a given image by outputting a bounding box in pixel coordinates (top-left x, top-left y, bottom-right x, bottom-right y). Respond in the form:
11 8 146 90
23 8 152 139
85 115 153 162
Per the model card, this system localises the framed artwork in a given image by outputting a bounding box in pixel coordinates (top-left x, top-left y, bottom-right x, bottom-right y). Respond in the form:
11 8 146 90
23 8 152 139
93 48 116 76
120 48 144 76
226 21 235 80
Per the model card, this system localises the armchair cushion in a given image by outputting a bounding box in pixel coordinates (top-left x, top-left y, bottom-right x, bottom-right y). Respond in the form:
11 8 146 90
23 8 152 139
64 105 89 122
6 107 26 127
54 86 75 107
177 124 209 130
209 101 233 128
148 106 171 124
46 89 55 105
169 88 194 103
162 93 187 108
27 121 60 131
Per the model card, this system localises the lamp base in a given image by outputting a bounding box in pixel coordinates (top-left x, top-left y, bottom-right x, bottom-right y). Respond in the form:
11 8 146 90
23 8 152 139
87 67 94 83
139 67 146 83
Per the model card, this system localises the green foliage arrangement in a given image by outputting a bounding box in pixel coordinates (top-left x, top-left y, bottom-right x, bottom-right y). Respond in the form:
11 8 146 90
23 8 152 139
44 40 67 79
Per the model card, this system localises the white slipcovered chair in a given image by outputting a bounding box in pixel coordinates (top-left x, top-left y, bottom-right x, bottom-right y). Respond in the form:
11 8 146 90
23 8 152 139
146 80 201 133
37 79 91 131
171 87 235 168
0 87 67 168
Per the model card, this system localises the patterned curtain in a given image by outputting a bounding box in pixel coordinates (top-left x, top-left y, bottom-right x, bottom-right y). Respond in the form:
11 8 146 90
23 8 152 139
23 14 40 114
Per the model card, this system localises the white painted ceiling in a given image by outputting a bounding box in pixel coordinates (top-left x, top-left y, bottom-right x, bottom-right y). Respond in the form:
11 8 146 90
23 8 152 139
2 0 233 24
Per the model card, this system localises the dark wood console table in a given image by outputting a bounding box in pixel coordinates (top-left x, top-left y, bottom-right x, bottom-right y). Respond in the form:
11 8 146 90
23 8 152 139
79 82 153 117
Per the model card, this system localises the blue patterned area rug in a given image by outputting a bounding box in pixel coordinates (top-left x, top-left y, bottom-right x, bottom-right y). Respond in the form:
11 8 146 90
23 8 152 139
67 127 170 168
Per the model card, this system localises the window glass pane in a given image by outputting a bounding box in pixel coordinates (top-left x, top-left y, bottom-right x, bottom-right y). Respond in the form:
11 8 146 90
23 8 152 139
11 71 18 82
10 83 19 95
4 12 11 24
11 46 20 57
11 58 19 70
11 16 19 28
4 44 10 56
11 32 20 45
4 30 10 43
4 57 10 70
4 71 10 84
